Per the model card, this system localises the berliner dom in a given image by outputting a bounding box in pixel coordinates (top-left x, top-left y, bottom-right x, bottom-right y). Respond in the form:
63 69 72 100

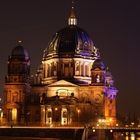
3 4 118 126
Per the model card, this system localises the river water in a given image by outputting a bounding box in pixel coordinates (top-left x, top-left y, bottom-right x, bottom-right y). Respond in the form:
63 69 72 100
0 136 140 140
0 132 140 140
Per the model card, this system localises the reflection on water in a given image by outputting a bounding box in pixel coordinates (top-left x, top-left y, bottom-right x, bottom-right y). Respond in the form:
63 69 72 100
115 132 140 140
125 132 135 140
127 132 140 140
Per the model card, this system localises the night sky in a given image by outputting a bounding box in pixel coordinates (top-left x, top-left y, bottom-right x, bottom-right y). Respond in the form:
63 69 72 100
0 0 140 117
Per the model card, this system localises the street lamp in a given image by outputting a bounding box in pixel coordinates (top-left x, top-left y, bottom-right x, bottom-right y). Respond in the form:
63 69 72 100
55 107 58 111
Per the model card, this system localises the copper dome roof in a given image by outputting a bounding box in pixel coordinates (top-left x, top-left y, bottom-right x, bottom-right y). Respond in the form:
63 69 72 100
10 45 29 60
43 25 98 58
92 59 106 70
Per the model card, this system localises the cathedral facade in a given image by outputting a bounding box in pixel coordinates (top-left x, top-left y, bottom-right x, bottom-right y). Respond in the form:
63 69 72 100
3 6 118 126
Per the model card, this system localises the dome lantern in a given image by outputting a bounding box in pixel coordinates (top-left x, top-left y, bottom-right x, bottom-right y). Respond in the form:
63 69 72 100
68 1 77 25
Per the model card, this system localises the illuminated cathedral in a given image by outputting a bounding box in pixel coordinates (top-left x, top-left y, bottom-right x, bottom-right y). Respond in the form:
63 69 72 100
3 5 118 126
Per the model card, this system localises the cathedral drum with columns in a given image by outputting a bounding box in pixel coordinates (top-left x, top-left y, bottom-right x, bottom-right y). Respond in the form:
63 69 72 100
3 5 118 126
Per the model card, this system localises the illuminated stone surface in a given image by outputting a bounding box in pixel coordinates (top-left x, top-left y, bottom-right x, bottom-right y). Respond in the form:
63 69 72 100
3 5 118 127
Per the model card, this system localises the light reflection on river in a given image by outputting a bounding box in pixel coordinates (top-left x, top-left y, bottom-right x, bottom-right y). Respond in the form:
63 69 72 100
114 132 140 140
125 135 140 140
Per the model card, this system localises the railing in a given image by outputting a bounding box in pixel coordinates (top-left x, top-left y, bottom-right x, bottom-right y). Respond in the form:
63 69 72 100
0 121 140 132
92 126 140 130
0 121 85 128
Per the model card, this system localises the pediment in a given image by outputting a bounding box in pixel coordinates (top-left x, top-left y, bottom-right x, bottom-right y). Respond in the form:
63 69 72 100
48 80 78 87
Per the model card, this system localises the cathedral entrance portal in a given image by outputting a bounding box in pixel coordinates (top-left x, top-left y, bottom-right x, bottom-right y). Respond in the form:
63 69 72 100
61 108 68 125
53 107 60 124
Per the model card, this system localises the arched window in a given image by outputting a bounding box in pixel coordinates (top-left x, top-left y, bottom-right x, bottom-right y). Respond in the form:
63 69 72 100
53 63 57 76
96 75 100 83
47 64 51 77
75 62 79 76
64 63 69 77
81 64 83 76
46 108 52 124
51 63 54 76
85 64 88 76
61 108 68 125
43 63 46 78
76 63 79 71
69 62 73 76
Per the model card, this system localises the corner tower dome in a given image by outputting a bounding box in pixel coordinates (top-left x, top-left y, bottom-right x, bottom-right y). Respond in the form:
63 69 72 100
92 59 106 70
11 42 29 60
7 41 30 78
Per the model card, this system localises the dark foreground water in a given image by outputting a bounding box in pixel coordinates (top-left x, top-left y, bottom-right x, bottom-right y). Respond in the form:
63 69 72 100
0 137 61 140
0 133 140 140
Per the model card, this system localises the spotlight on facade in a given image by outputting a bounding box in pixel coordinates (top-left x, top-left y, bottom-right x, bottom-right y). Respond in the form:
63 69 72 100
77 109 81 113
0 108 3 123
109 118 112 122
55 107 58 111
116 123 119 127
131 122 134 127
96 124 99 127
77 109 81 123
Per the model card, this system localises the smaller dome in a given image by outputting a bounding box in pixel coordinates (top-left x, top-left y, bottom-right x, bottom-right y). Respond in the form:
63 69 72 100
11 45 29 59
92 59 106 70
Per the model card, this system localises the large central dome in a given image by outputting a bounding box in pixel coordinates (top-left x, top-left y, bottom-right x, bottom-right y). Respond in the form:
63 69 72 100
44 25 97 58
36 4 100 85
